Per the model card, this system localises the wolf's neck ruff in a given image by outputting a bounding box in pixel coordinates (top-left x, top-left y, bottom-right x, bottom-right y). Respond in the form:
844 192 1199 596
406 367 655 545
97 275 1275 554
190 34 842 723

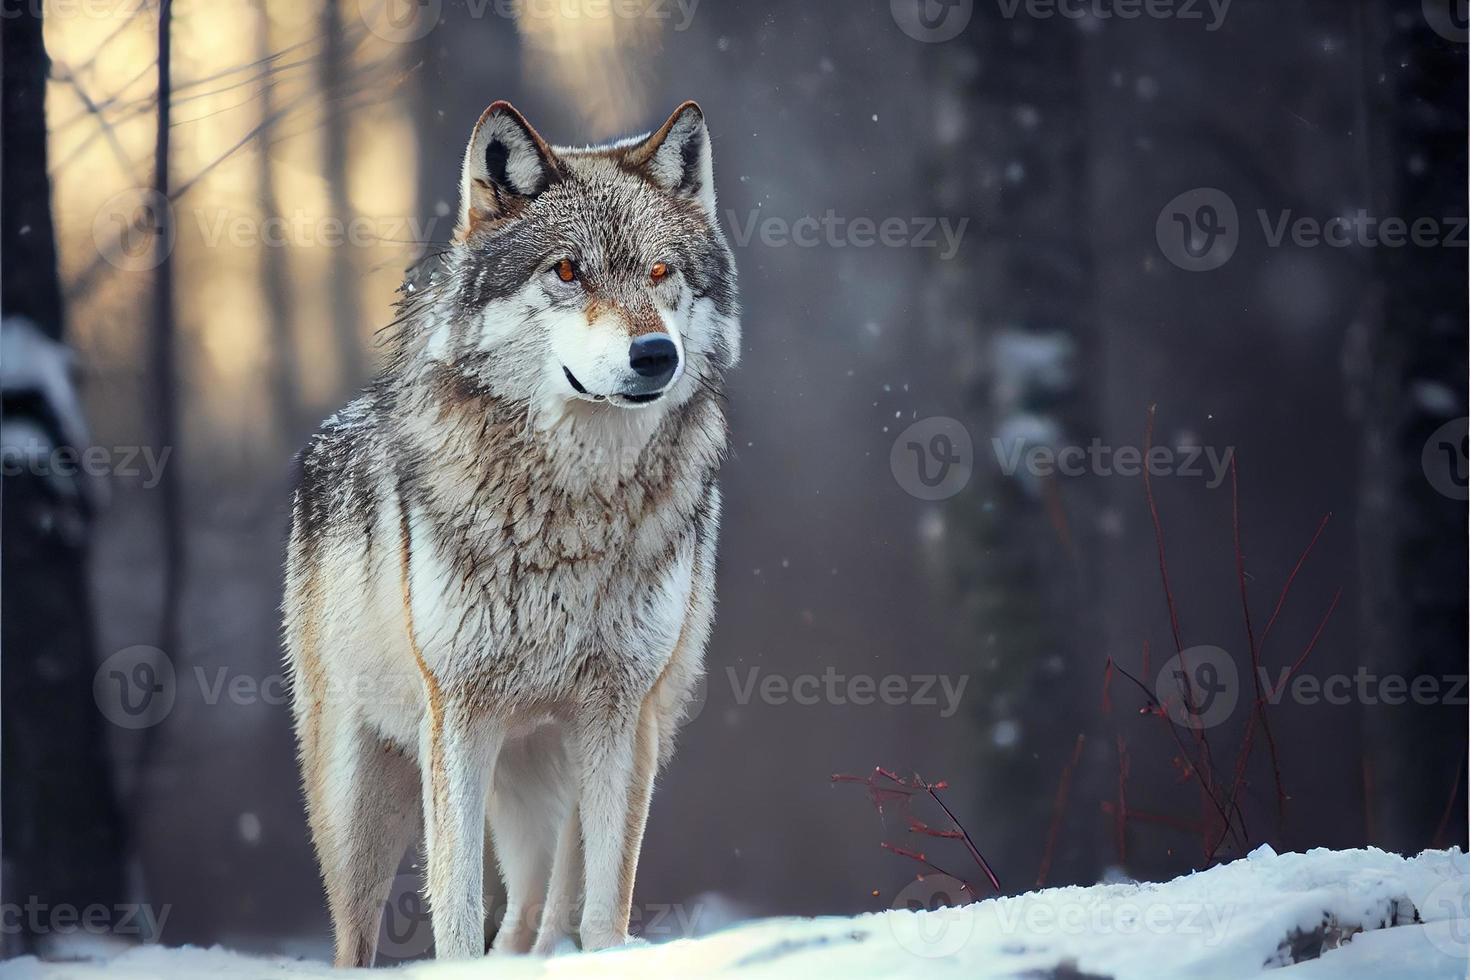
393 354 727 516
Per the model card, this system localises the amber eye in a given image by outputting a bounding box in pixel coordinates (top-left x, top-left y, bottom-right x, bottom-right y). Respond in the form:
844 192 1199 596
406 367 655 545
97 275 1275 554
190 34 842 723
554 258 577 283
650 261 669 283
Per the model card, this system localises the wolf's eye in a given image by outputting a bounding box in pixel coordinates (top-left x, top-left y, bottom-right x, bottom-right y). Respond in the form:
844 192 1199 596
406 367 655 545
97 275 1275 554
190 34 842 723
553 258 577 283
649 261 669 283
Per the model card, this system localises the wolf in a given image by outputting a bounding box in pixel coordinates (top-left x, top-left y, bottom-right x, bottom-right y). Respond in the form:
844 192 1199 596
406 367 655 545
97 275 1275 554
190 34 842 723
282 100 738 966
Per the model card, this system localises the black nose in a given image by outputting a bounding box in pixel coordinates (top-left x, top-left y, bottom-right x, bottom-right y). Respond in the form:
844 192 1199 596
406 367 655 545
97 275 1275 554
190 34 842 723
628 334 678 382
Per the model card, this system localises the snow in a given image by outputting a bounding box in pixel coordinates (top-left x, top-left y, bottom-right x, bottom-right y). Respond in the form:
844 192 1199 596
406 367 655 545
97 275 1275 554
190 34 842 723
6 846 1468 979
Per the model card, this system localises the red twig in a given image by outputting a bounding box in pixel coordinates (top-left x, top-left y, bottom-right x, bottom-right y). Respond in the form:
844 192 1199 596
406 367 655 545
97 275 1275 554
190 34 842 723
1114 734 1130 863
1036 734 1086 889
1283 587 1343 680
1260 514 1332 647
1230 458 1286 833
1432 744 1467 849
1113 653 1244 852
1363 757 1377 844
1143 407 1221 846
923 778 1002 894
833 768 1001 897
1144 406 1186 655
879 843 977 900
1102 805 1205 834
1208 547 1340 864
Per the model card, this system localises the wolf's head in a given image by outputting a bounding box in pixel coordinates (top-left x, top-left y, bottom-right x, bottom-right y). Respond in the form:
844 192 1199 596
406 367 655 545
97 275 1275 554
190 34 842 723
415 101 739 425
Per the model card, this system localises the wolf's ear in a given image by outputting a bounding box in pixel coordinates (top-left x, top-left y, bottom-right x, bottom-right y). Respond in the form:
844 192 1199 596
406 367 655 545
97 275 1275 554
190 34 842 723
458 101 563 237
623 101 716 216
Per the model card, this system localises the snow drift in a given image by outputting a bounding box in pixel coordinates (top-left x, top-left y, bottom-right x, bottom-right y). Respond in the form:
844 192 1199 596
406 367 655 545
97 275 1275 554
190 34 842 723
5 845 1468 979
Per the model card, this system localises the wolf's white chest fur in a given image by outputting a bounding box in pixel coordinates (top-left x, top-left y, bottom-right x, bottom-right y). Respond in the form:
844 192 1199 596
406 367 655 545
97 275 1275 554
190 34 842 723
304 386 720 750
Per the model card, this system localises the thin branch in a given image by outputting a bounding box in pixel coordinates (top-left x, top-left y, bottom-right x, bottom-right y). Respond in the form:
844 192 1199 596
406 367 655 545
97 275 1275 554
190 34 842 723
1036 734 1085 889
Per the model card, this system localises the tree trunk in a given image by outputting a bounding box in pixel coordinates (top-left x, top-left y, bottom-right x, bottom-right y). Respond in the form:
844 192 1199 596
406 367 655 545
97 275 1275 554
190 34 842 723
320 0 367 390
1357 7 1468 854
255 3 302 445
926 10 1104 887
0 8 127 956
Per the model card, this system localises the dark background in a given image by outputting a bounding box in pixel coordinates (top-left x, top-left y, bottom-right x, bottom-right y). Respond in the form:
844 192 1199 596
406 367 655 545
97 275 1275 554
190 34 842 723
2 0 1466 961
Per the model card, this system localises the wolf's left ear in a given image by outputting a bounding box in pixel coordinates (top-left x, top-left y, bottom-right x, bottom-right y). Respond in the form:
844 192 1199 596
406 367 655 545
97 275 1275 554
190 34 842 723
624 101 716 216
458 101 563 237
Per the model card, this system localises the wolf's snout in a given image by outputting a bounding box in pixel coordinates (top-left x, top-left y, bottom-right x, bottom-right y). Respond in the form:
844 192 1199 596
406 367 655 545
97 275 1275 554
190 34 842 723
628 334 679 384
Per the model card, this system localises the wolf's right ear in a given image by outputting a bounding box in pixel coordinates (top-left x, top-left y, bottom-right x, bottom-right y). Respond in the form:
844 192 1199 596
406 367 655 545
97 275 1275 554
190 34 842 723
623 102 716 217
458 101 563 238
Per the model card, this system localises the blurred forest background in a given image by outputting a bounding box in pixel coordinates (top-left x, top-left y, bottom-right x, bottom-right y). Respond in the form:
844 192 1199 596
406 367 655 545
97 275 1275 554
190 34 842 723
2 0 1466 962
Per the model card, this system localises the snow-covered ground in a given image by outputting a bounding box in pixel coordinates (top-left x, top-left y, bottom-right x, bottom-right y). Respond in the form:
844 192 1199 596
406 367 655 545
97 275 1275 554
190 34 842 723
6 846 1468 979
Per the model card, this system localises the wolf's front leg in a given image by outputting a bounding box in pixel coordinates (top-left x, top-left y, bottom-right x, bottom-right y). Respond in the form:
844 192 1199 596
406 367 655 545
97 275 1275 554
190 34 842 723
420 708 503 959
571 702 659 950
